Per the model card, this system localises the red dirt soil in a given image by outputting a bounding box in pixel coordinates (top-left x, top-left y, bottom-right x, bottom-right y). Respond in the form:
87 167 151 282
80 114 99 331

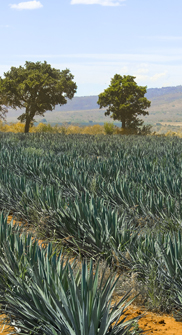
1 216 182 334
123 304 182 334
0 315 14 334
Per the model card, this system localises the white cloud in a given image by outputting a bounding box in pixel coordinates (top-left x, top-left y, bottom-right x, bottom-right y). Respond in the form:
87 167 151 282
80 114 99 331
135 67 149 75
135 74 148 81
0 25 10 28
135 67 167 84
135 72 167 86
150 72 166 82
71 0 126 6
9 1 43 10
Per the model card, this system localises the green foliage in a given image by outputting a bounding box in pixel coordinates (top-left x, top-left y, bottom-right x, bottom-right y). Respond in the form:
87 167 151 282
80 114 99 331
23 147 45 156
104 122 115 135
0 61 77 133
35 123 60 133
97 74 151 130
59 125 68 134
137 125 152 135
144 262 174 313
0 94 8 121
115 231 181 312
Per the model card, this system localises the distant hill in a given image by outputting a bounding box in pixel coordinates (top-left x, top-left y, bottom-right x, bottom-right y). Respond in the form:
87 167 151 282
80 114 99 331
54 96 99 112
146 85 182 99
6 85 182 126
53 85 182 112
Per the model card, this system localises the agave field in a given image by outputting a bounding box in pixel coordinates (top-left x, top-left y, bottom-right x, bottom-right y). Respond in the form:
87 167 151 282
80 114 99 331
1 131 182 333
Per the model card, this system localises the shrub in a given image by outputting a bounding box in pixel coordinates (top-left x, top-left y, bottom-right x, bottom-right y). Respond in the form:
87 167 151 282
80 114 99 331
34 123 59 133
104 122 115 135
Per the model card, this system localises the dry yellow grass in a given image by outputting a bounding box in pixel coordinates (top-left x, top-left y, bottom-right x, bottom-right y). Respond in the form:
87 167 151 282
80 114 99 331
2 120 182 137
0 121 139 135
0 122 106 135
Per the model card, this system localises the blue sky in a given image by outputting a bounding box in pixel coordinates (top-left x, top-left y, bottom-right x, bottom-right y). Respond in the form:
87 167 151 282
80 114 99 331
0 0 182 96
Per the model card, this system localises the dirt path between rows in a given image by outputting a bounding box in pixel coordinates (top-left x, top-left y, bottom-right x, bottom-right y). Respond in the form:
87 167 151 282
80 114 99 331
0 216 182 334
119 303 182 334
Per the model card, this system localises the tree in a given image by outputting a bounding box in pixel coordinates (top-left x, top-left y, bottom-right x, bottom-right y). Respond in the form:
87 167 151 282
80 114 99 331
0 61 77 133
0 95 8 121
97 74 151 130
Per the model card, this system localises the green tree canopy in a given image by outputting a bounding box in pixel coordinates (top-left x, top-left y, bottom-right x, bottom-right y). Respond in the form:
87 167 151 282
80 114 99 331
97 74 151 130
0 61 77 133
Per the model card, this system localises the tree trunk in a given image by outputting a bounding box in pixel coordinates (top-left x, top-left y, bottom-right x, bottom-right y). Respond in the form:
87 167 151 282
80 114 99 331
122 118 125 129
24 115 31 133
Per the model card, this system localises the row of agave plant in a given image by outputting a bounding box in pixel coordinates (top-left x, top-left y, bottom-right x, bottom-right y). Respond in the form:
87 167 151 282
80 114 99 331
2 133 182 324
0 212 182 335
2 210 182 334
1 133 182 224
0 212 143 335
116 229 182 317
1 132 182 262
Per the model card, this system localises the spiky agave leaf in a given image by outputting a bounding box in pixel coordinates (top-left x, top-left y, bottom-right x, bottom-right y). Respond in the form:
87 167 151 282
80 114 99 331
0 258 143 335
157 231 182 280
0 211 22 247
40 260 143 335
0 220 80 333
0 246 79 334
